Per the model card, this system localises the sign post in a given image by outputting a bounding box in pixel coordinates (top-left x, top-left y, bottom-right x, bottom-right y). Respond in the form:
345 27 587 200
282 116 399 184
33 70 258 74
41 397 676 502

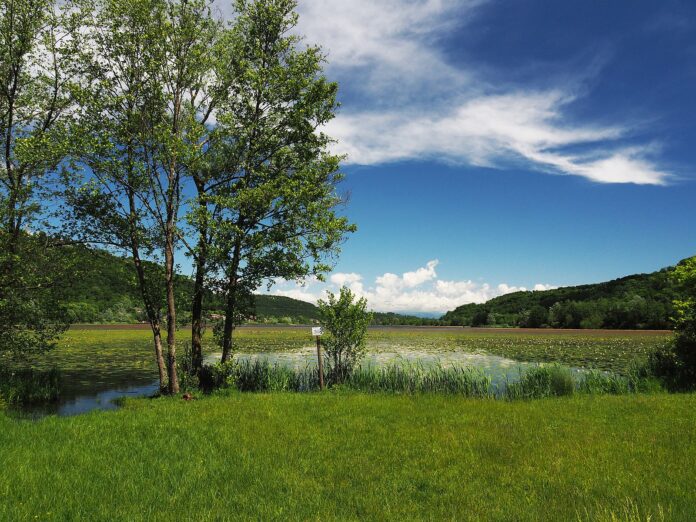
312 327 324 390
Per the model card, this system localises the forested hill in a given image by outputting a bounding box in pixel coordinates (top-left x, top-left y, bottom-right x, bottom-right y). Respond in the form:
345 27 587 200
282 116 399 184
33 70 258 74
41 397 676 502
60 248 321 324
442 263 685 329
60 247 443 325
62 247 690 328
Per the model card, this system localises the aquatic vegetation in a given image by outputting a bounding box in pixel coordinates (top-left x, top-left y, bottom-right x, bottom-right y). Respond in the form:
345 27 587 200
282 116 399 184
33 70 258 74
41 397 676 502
344 362 493 397
204 358 658 400
0 367 61 405
5 326 667 411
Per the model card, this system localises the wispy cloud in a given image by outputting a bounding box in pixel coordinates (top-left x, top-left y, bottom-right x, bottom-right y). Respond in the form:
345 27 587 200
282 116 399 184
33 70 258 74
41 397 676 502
296 0 670 185
266 260 556 315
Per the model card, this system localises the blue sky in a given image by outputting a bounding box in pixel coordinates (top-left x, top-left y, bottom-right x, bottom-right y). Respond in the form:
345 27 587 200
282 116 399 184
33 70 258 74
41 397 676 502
258 0 696 314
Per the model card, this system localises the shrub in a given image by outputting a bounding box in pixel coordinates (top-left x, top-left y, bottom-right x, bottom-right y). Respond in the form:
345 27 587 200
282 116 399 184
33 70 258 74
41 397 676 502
318 287 373 383
646 335 696 391
646 257 696 390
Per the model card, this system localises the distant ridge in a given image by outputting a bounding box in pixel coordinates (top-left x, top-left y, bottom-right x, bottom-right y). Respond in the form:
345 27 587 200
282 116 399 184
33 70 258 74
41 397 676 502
59 247 444 325
441 261 689 329
60 246 691 329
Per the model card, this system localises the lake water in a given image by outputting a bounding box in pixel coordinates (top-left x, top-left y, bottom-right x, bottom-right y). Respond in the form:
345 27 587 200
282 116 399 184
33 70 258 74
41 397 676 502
9 347 579 418
206 347 539 385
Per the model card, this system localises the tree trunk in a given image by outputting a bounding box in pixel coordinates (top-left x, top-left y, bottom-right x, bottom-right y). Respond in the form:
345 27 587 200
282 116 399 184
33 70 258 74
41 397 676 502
164 229 179 394
127 162 167 391
221 286 236 363
190 253 205 374
131 253 167 390
221 239 242 364
190 177 208 376
151 323 167 388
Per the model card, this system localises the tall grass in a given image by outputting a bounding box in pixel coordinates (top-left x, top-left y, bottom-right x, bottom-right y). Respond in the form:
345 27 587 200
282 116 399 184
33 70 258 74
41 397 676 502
344 361 492 397
0 367 61 405
203 359 660 399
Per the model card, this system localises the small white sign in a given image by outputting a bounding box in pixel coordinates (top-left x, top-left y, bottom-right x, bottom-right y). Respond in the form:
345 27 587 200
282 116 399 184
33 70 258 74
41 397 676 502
311 327 323 337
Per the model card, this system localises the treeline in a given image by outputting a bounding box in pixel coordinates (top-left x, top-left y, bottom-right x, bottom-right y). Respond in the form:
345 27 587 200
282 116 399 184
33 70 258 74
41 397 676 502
371 312 449 326
57 246 448 326
442 268 678 329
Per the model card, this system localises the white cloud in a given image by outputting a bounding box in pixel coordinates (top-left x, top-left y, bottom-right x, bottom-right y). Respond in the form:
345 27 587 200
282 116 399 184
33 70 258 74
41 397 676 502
264 260 555 314
294 0 671 185
330 272 362 286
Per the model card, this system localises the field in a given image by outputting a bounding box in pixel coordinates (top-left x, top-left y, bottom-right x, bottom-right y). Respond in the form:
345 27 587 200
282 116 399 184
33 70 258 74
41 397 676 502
2 392 695 520
3 326 690 520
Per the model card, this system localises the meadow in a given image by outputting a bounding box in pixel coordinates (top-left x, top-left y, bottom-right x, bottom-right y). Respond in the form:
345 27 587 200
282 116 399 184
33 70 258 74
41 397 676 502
2 327 693 520
2 392 695 520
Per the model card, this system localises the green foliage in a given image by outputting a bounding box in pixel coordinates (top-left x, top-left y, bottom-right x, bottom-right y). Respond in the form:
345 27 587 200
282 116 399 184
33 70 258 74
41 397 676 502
506 365 576 399
0 0 81 361
0 233 73 362
444 264 679 329
318 286 373 382
645 256 696 390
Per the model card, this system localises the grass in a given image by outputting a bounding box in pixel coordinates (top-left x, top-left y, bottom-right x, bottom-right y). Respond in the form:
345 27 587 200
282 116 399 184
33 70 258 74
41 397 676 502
0 367 61 405
207 359 658 399
1 392 694 520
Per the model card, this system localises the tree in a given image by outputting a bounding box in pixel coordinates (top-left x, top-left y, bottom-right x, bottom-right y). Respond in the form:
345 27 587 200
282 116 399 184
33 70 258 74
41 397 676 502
198 0 354 366
518 305 548 328
648 256 696 390
0 0 81 361
70 0 219 392
318 287 372 383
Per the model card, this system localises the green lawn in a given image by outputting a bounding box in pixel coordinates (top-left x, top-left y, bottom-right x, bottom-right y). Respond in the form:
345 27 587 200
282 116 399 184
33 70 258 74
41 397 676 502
2 392 695 521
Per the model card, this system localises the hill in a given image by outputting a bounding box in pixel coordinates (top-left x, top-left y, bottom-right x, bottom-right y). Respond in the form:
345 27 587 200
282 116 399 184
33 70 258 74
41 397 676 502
441 263 684 329
60 246 690 329
58 247 320 324
57 247 452 325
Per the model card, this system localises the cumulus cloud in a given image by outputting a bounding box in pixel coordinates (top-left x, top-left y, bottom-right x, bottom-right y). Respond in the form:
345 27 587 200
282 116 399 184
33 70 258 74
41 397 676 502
265 260 555 314
294 0 671 185
330 272 362 286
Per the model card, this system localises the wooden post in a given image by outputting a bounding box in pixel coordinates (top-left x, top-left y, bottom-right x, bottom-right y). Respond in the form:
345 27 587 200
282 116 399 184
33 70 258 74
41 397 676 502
316 335 324 390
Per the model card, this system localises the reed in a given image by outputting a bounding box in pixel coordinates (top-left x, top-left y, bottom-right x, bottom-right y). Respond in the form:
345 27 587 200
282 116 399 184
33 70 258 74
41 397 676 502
204 358 660 399
0 366 61 405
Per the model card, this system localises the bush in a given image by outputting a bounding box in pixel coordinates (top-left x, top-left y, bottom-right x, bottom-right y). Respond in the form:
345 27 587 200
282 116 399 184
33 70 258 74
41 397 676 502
646 335 696 391
645 256 696 391
200 360 319 393
318 287 373 383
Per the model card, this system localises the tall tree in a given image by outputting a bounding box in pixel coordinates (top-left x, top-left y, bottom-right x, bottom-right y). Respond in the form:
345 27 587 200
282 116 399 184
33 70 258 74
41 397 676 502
71 0 219 392
68 0 170 388
200 0 355 365
0 0 81 360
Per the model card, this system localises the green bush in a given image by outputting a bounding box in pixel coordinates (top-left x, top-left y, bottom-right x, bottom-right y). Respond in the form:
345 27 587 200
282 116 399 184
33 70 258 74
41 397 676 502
318 287 373 383
646 335 696 391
